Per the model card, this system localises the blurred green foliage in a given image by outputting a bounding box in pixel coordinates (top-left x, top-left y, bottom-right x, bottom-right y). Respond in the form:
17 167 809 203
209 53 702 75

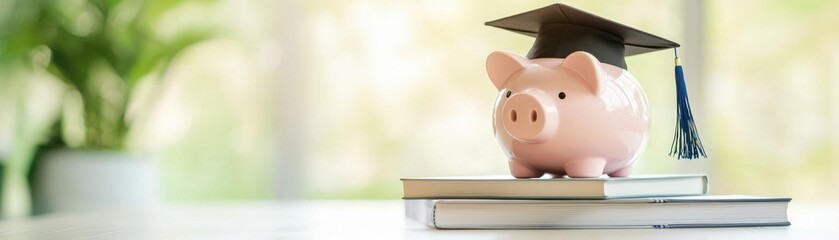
0 0 214 149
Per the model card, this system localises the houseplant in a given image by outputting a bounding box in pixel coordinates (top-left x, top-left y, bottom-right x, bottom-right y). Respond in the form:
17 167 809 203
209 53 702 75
0 0 215 214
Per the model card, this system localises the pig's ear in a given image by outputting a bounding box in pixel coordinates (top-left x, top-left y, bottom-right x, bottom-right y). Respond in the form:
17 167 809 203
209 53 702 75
486 51 529 90
559 51 605 95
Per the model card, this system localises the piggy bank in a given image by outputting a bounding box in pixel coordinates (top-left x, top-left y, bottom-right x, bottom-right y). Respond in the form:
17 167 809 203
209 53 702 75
487 51 650 178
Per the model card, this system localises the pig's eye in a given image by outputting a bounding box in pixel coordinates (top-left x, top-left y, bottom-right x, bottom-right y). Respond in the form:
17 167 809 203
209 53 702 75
558 92 566 99
505 91 512 98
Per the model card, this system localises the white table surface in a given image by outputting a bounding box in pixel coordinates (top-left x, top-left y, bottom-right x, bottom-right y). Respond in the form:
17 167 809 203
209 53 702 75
0 200 837 240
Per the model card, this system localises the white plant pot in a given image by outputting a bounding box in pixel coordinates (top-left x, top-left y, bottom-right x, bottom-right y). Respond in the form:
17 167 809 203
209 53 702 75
33 149 160 214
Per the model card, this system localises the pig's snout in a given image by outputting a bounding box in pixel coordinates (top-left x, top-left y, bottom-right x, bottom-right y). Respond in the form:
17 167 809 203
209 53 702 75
501 89 558 143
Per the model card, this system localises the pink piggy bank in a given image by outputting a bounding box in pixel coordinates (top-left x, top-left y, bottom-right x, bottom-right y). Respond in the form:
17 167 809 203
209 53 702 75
487 51 650 178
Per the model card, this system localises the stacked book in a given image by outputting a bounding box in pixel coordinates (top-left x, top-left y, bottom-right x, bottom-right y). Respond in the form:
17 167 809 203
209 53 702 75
401 175 790 229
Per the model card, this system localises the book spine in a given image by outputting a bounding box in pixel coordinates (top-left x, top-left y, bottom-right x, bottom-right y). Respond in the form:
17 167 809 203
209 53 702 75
405 200 440 228
431 201 439 228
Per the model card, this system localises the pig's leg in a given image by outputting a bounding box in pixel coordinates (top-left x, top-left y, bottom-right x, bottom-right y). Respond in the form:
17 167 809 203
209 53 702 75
607 165 633 177
564 158 606 178
509 160 543 178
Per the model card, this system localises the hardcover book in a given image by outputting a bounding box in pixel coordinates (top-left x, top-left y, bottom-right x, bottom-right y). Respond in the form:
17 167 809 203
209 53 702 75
401 174 708 199
405 195 791 229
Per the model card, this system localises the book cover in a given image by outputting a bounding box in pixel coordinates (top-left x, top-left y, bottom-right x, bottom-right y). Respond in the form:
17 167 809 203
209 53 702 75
402 174 708 199
406 195 791 229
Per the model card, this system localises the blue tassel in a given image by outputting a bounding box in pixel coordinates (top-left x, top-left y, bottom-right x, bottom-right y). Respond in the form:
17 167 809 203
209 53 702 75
670 48 707 159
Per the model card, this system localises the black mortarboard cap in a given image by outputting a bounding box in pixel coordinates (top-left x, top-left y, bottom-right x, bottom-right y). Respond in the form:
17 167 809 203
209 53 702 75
485 3 680 69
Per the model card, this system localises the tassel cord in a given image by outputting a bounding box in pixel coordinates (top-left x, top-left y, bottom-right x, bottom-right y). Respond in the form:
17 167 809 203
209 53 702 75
670 49 707 159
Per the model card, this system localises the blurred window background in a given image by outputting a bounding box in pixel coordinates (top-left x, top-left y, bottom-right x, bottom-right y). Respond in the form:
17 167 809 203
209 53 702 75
1 0 838 217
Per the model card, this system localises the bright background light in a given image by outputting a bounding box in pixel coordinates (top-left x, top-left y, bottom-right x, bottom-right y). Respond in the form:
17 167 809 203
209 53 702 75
1 0 838 216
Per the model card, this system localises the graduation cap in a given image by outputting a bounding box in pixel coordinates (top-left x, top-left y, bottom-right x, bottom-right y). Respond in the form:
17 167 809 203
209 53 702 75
486 4 707 159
